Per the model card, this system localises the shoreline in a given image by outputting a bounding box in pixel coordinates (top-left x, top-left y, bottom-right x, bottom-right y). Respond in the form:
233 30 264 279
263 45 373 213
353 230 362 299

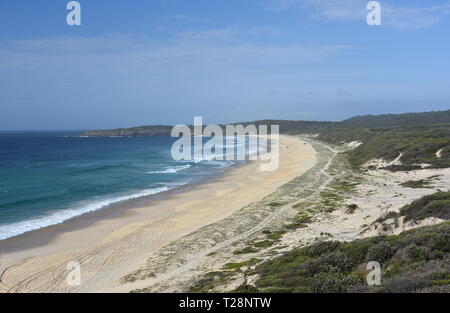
0 162 242 254
0 135 262 243
0 135 317 293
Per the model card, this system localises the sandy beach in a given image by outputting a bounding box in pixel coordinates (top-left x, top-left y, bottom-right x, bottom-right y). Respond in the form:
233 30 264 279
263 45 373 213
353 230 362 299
0 135 317 293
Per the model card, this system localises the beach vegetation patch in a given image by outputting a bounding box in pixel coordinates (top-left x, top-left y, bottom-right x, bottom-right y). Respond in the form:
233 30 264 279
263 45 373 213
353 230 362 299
121 269 155 283
224 262 249 270
346 204 359 214
189 271 235 293
224 258 261 270
332 180 360 193
233 246 259 255
399 191 450 221
374 191 450 226
401 179 432 189
233 222 450 293
253 240 276 248
265 229 287 241
269 202 283 207
284 214 312 230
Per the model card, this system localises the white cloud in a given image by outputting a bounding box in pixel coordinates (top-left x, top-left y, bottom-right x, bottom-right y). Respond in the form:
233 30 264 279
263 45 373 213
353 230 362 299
0 32 352 72
383 4 450 29
265 0 450 29
0 31 354 127
172 14 209 23
174 26 285 41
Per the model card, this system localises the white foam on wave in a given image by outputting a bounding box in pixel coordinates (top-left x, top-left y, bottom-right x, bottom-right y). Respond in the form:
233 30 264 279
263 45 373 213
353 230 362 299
0 186 170 240
147 164 191 174
191 137 267 167
202 160 234 169
0 138 267 241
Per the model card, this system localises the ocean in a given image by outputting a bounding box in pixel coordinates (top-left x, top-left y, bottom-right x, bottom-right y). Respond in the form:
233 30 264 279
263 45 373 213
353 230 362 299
0 131 251 240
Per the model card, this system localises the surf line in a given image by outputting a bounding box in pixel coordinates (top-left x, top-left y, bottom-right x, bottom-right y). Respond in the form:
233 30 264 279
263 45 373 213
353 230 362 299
170 116 280 172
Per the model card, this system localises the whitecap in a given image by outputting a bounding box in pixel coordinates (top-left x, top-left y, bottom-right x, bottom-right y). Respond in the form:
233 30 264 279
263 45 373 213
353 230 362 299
146 164 191 174
0 186 170 240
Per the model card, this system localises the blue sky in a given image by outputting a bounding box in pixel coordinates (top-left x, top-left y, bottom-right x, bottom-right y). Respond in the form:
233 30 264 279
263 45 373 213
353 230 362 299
0 0 450 130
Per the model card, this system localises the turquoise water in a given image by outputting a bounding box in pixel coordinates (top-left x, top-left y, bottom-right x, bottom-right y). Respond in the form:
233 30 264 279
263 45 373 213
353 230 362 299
0 131 241 240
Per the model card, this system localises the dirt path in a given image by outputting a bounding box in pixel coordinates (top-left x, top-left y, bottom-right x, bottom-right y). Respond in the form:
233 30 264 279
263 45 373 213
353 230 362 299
105 140 338 292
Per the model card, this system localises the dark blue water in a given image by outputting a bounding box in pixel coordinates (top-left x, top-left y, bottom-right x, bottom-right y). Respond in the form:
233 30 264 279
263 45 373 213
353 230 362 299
0 131 238 240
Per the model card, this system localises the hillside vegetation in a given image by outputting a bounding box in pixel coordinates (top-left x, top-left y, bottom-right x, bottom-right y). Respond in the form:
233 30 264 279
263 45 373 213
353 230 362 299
377 191 450 224
76 109 450 171
316 124 450 170
340 110 450 128
76 109 450 137
189 192 450 293
233 222 450 293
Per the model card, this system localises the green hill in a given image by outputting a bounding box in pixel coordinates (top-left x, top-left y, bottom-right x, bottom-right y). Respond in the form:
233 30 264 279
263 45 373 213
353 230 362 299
74 109 450 171
75 109 450 137
341 110 450 128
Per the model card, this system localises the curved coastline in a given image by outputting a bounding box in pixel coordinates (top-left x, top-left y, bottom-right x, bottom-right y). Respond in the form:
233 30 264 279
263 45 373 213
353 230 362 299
0 135 317 293
0 160 243 252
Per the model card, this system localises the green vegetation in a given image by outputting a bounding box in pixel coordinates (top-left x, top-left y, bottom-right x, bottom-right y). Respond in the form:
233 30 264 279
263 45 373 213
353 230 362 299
399 191 450 222
340 110 450 128
224 258 260 270
254 111 450 171
265 229 287 241
233 229 288 256
317 187 346 213
375 211 400 224
332 180 360 192
346 204 359 214
121 269 154 283
233 223 450 293
401 179 433 189
401 175 441 189
284 214 312 230
375 191 450 226
269 202 283 207
249 109 450 135
190 258 261 292
317 124 450 170
319 191 339 198
77 110 450 172
190 271 236 292
233 246 259 255
253 240 276 248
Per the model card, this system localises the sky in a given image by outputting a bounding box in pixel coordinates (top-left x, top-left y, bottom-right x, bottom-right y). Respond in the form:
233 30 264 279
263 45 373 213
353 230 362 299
0 0 450 130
